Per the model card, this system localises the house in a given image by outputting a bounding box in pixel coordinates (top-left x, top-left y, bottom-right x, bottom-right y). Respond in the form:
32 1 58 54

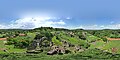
19 34 26 36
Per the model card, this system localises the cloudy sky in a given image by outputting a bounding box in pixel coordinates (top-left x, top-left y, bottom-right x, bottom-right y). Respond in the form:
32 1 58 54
0 0 120 29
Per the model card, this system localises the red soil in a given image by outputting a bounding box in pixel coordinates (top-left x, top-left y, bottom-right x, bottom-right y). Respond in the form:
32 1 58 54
0 38 7 40
107 38 120 41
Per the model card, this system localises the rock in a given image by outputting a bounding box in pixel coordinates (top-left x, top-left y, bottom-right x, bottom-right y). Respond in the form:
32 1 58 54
47 49 57 55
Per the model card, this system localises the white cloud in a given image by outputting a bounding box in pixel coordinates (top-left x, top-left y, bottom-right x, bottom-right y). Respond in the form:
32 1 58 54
0 17 66 29
75 24 120 30
66 17 71 19
52 20 65 25
0 25 7 29
1 17 120 30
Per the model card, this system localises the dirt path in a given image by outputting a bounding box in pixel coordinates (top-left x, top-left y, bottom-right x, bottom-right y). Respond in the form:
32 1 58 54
0 38 7 40
107 38 120 41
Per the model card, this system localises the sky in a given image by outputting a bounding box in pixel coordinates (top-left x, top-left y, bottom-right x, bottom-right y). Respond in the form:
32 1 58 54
0 0 120 29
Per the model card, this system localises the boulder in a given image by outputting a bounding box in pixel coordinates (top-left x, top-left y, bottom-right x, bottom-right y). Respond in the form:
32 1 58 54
47 49 57 55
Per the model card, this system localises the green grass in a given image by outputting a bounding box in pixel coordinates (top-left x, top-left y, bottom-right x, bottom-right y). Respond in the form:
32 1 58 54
103 41 120 54
89 40 105 49
27 33 36 41
89 38 120 54
1 49 120 60
5 45 27 53
52 36 62 46
0 40 26 54
59 32 87 46
0 34 4 38
86 34 102 43
0 40 5 48
0 40 6 53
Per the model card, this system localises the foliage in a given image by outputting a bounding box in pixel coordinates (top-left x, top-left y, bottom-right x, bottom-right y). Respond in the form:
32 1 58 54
1 49 120 60
7 36 33 48
1 27 120 59
103 41 120 54
52 36 62 46
89 40 105 49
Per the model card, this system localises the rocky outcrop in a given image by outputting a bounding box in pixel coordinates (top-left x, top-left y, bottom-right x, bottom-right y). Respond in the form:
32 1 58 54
27 34 48 53
47 49 57 55
47 46 71 55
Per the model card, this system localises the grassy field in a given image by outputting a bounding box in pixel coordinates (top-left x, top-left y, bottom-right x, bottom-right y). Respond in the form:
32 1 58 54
89 40 120 54
86 34 102 43
0 29 120 60
0 40 6 53
103 40 120 54
89 40 105 49
0 40 26 54
59 32 87 46
0 49 120 60
0 40 5 48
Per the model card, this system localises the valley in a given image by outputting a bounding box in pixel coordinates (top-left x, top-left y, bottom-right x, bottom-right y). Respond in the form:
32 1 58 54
0 27 120 60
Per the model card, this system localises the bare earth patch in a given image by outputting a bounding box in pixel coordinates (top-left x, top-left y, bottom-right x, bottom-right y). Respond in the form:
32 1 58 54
107 38 120 41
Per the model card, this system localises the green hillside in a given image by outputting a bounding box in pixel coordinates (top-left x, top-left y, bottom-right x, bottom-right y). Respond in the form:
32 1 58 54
0 27 120 59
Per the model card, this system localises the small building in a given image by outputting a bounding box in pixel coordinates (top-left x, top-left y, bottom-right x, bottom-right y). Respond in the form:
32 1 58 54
19 34 26 36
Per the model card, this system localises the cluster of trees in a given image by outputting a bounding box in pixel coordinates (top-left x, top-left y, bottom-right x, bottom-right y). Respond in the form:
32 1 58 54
86 30 120 38
7 36 31 48
4 27 109 49
0 27 120 59
6 33 36 48
0 27 119 51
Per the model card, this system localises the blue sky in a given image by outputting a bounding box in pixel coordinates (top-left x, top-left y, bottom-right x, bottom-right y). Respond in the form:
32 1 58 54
0 0 120 29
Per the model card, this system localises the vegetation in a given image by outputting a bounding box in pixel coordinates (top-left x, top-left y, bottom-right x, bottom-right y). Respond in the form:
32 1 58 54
0 27 120 59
